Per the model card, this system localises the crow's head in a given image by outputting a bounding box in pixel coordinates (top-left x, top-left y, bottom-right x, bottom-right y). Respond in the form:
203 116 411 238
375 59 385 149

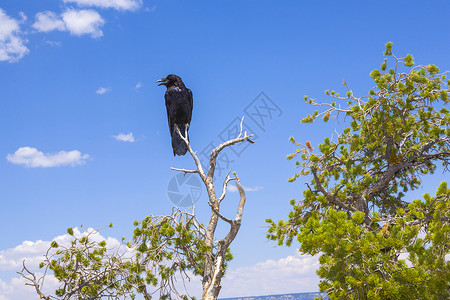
156 74 184 87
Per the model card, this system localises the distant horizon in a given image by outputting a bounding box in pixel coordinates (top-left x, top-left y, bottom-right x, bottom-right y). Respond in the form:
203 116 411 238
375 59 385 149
219 291 326 299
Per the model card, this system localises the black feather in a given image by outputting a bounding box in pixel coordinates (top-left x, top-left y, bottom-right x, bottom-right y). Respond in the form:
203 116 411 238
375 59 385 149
172 124 188 156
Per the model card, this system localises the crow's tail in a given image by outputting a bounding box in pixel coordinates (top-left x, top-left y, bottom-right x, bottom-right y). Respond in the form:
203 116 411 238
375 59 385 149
172 123 189 156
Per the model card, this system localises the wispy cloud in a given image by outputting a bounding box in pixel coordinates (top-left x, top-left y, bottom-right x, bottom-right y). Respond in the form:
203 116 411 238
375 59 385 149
46 40 62 47
96 86 111 94
135 82 142 89
145 5 157 13
6 147 90 168
63 0 143 11
113 132 135 143
0 9 29 62
33 9 105 38
227 185 263 192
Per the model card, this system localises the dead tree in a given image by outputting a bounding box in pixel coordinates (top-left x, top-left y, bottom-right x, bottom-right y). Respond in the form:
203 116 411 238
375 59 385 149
19 117 254 300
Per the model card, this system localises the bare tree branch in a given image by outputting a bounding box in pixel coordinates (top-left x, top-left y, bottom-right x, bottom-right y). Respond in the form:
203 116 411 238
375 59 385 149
172 116 254 300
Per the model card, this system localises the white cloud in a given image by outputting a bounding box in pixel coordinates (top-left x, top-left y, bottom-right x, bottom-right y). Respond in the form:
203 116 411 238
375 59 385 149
96 86 111 94
113 132 135 143
135 82 142 89
0 228 129 272
32 11 65 32
153 252 321 298
33 9 105 38
220 252 321 298
62 9 105 38
0 276 60 300
6 147 90 168
0 241 49 272
228 185 264 192
0 230 319 299
0 9 29 62
0 228 130 300
63 0 143 11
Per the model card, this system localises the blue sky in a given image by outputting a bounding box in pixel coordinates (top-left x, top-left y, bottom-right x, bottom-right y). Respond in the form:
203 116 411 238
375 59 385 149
1 0 450 298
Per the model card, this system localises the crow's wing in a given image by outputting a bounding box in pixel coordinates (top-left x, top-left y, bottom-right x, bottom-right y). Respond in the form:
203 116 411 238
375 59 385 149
165 93 173 136
187 88 193 124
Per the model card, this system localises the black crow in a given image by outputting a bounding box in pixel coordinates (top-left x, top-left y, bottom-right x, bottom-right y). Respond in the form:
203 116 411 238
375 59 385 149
156 74 193 156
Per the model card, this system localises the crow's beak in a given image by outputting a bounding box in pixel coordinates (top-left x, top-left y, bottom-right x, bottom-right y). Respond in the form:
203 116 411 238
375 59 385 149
156 78 168 86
